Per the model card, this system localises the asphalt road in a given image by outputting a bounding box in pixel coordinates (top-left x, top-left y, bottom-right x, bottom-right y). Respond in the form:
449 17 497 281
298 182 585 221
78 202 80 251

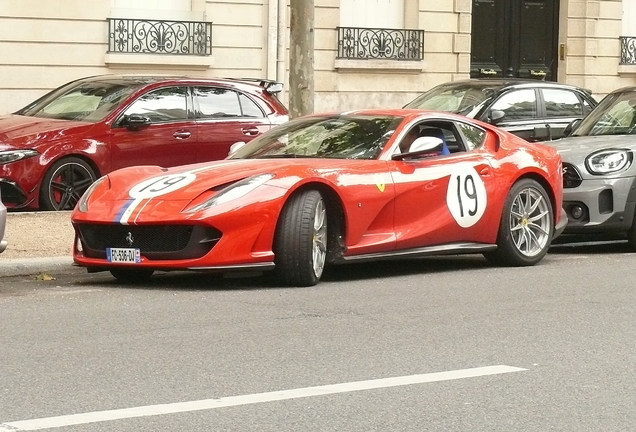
1 242 635 431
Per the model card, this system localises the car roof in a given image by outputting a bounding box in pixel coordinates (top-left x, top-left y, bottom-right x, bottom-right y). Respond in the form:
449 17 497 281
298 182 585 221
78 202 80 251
435 78 592 93
321 108 480 122
609 86 636 94
71 74 281 93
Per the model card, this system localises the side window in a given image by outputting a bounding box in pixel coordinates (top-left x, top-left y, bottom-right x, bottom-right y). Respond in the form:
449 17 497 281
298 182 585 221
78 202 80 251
543 89 583 118
194 87 242 118
582 98 594 115
395 121 457 155
122 86 187 123
491 89 537 121
239 93 265 118
456 122 486 151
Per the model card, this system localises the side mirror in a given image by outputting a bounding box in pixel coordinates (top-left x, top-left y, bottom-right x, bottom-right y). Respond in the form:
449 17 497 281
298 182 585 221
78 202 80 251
489 109 505 124
392 136 445 160
563 118 582 137
228 141 246 156
124 114 151 131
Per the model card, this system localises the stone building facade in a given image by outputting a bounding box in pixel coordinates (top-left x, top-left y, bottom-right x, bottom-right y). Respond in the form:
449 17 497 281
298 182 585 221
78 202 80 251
0 0 634 115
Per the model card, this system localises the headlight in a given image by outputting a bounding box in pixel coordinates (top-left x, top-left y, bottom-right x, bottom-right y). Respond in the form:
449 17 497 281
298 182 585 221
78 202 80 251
0 149 39 165
77 176 109 212
185 174 273 213
585 149 632 175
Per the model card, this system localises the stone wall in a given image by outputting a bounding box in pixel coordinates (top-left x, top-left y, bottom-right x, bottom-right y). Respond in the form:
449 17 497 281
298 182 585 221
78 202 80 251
0 0 634 115
562 0 636 99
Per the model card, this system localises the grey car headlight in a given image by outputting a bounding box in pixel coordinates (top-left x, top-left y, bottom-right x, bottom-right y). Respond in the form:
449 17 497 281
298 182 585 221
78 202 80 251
0 149 39 165
585 149 632 175
185 174 274 213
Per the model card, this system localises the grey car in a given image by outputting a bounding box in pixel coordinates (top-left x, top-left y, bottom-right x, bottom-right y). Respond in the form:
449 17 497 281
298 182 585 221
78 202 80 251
549 86 636 246
0 189 7 253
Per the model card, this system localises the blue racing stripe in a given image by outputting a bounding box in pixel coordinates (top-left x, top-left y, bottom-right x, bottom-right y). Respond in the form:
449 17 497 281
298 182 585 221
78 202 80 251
114 198 136 223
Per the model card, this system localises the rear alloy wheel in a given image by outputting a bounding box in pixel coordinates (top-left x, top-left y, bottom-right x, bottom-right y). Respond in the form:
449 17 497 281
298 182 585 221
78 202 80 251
274 190 328 287
484 179 553 266
40 157 97 211
110 269 154 283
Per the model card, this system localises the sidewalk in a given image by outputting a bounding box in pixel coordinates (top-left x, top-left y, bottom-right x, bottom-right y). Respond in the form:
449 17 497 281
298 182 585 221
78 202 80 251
0 211 76 277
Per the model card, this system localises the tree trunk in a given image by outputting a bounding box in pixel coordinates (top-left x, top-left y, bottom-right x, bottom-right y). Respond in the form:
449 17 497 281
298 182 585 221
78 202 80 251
289 0 314 118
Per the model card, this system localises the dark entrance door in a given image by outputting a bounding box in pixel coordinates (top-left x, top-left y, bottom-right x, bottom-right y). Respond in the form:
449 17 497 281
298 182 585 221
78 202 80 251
470 0 559 81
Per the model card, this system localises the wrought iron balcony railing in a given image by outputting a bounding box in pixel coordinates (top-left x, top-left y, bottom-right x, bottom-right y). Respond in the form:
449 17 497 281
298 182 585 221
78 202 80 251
337 27 424 60
108 18 212 56
620 36 636 65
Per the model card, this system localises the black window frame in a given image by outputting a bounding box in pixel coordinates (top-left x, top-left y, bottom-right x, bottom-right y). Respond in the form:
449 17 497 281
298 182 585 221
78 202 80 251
113 85 192 128
192 86 266 120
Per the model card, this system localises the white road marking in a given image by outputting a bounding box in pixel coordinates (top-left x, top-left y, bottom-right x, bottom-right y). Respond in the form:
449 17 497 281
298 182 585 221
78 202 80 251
0 365 526 431
547 255 589 260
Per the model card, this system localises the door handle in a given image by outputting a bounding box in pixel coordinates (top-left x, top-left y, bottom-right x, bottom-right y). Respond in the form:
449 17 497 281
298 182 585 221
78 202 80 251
241 127 260 136
173 130 191 139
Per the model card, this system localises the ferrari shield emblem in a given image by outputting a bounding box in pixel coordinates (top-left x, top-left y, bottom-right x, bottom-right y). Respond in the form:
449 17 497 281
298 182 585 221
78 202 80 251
374 174 385 192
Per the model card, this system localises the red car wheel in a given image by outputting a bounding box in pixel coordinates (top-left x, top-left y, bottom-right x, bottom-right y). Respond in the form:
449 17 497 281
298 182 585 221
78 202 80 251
40 157 97 211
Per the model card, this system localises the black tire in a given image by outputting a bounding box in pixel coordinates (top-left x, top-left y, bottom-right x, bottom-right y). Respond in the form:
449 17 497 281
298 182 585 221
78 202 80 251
484 178 554 266
40 157 97 211
274 190 328 287
110 268 154 283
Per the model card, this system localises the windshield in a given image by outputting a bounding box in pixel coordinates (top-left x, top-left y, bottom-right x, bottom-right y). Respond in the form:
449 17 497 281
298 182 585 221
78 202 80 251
230 114 404 160
15 79 144 123
572 91 636 136
404 83 497 117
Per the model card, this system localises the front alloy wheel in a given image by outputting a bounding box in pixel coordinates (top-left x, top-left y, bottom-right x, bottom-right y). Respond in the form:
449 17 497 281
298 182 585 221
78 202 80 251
274 189 328 286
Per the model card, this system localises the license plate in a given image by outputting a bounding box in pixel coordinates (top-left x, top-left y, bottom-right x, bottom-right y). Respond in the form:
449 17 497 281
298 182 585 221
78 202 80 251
107 247 141 263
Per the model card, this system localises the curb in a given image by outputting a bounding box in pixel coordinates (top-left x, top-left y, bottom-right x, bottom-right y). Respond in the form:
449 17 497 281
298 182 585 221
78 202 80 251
0 257 77 277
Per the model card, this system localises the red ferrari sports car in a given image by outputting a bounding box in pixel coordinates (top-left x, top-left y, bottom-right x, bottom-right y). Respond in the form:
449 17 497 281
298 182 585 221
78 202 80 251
71 109 567 286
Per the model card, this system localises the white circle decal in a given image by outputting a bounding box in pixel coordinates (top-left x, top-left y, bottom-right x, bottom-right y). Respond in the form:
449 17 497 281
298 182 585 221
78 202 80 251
129 173 196 199
446 166 487 228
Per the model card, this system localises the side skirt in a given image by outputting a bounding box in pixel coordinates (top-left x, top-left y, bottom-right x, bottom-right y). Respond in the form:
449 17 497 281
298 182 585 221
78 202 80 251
339 242 497 264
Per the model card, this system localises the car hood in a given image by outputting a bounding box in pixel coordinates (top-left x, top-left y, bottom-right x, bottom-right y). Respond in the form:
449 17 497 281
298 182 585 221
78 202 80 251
548 135 636 160
546 134 636 180
105 157 380 202
76 158 385 221
0 114 93 149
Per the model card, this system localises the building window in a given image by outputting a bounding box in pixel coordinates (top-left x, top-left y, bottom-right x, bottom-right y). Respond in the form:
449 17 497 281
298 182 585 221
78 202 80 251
108 18 212 56
621 0 636 65
340 0 404 28
336 27 424 60
337 0 423 61
108 0 210 56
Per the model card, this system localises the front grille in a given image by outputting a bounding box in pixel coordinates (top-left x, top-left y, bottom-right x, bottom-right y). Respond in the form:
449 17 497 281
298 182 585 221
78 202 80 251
77 224 222 260
562 163 582 188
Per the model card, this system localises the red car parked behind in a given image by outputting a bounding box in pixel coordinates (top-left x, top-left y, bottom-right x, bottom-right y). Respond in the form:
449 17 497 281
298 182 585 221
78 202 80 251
0 74 289 210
